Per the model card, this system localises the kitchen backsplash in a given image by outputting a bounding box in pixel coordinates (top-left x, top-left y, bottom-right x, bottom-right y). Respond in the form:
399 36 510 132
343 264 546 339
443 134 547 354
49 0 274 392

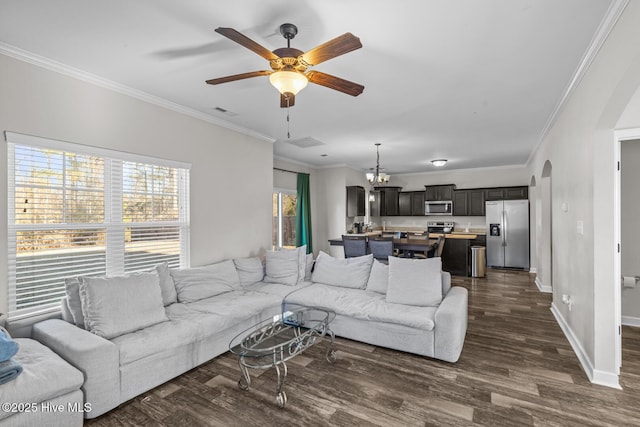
371 215 487 231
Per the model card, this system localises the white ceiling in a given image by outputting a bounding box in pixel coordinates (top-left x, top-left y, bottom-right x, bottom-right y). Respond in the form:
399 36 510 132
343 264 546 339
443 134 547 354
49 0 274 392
0 0 617 173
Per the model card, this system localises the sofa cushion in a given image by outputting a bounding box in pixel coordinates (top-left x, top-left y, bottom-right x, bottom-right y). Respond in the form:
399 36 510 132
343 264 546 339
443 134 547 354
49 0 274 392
0 338 84 422
263 248 301 286
244 281 312 299
233 257 265 287
284 283 436 330
64 277 85 329
80 272 168 339
311 251 373 289
171 260 239 303
111 318 199 365
156 262 178 306
386 257 443 307
366 259 389 294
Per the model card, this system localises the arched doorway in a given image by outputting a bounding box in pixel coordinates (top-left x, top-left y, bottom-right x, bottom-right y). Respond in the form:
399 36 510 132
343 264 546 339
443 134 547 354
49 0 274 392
530 176 537 275
538 161 553 293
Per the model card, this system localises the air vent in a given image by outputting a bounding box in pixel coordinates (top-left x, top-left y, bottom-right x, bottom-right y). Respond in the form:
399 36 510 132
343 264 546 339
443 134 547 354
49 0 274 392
282 137 325 148
212 106 238 117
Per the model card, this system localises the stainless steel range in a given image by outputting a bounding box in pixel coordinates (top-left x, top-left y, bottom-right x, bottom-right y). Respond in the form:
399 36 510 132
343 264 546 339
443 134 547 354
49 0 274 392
427 221 455 233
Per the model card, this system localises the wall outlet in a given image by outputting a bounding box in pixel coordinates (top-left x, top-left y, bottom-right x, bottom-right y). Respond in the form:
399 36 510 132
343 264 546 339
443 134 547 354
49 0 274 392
562 294 572 311
561 202 569 212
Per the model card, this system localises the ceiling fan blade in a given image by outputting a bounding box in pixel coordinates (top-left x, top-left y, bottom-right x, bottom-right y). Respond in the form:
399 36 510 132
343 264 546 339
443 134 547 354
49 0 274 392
205 70 271 85
300 33 362 66
280 93 295 108
306 71 364 97
215 27 279 61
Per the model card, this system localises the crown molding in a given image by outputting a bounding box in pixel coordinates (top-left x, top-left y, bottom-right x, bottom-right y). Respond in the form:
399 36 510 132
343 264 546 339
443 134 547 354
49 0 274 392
0 42 276 144
527 0 629 166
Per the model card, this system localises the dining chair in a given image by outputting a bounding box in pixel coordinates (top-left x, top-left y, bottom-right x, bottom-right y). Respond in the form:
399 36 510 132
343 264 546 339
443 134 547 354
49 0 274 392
428 236 446 258
342 235 368 258
406 232 429 258
368 237 394 263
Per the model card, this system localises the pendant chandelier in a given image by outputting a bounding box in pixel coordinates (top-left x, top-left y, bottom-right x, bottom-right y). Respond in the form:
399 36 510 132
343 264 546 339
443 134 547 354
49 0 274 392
366 143 390 185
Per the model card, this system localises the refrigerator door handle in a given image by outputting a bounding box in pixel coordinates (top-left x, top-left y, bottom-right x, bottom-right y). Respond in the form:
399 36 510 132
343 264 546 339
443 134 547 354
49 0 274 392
502 210 507 247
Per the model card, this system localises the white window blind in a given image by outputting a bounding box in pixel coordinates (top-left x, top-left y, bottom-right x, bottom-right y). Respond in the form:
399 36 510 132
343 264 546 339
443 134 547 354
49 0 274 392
6 132 190 319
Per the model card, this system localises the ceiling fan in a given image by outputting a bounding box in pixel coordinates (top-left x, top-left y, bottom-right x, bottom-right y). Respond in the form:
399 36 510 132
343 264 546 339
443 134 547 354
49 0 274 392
206 23 364 107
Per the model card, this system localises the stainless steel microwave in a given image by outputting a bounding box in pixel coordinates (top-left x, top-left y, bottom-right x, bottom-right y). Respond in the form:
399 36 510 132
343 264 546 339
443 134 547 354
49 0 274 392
425 200 453 215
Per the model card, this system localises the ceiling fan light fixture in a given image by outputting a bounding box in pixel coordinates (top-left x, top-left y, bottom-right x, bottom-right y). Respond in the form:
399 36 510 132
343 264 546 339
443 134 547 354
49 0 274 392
269 70 308 96
431 159 448 167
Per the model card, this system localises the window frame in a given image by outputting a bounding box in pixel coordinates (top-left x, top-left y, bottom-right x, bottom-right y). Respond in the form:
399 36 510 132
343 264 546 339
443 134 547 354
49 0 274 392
6 132 191 319
272 187 297 249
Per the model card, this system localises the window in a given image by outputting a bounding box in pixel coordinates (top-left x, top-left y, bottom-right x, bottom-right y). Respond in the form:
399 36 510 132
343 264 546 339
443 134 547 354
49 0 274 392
272 190 297 249
6 132 190 319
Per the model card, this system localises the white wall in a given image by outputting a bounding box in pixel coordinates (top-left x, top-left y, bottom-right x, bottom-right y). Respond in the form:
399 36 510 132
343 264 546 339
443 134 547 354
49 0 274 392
620 140 640 320
0 53 274 314
527 1 640 387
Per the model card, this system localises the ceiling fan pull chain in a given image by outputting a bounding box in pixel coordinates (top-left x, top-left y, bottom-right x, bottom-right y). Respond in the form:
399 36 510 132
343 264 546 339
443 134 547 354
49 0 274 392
286 98 291 139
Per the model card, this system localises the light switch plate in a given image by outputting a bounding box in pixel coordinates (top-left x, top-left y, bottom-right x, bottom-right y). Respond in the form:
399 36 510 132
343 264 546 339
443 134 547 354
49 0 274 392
576 220 584 235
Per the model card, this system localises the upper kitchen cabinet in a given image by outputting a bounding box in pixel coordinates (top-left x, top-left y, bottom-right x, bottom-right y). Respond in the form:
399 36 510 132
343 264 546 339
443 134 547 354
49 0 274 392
453 189 485 216
399 191 426 216
411 191 425 215
346 186 365 217
398 192 412 216
484 186 528 201
371 186 402 216
425 185 455 201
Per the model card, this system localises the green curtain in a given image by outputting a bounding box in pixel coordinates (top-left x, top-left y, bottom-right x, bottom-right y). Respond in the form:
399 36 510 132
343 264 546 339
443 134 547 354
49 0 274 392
296 173 313 253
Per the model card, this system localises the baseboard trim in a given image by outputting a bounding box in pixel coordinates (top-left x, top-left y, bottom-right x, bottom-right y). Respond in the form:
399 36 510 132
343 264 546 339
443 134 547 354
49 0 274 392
535 277 552 293
550 303 621 389
529 267 537 274
622 316 640 327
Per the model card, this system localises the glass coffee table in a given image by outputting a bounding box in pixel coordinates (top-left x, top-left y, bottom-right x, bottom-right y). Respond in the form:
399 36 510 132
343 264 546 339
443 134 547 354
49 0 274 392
229 305 336 407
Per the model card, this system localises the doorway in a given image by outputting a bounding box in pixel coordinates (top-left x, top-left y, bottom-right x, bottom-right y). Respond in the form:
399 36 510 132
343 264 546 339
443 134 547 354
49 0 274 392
617 133 640 374
538 161 553 293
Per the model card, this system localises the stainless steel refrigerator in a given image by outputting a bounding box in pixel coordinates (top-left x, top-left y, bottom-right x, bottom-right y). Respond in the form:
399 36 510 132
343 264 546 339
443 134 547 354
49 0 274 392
485 199 530 269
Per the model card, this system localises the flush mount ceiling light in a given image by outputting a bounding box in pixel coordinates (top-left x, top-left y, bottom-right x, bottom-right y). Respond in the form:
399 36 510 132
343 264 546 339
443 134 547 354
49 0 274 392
431 159 448 167
366 143 390 185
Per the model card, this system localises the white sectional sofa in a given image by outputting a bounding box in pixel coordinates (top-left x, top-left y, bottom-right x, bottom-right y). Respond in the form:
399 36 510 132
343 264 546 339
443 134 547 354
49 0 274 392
32 248 467 419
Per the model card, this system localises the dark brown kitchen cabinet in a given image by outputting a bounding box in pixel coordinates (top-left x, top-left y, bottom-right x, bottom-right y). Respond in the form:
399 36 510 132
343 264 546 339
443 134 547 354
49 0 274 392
453 190 469 216
371 186 402 216
411 191 425 215
441 238 471 276
484 186 528 201
398 192 412 216
369 190 383 217
399 191 426 216
346 186 365 217
453 189 485 216
425 185 455 201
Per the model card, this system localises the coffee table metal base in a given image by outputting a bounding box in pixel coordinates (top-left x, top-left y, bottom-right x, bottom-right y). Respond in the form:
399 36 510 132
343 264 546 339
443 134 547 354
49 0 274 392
236 329 336 408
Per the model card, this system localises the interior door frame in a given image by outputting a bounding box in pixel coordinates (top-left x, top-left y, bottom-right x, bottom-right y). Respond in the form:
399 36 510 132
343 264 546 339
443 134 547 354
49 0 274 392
614 127 640 372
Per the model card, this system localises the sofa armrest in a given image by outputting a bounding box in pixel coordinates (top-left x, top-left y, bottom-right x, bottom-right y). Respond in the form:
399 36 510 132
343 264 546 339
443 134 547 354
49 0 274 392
32 319 120 418
434 286 468 362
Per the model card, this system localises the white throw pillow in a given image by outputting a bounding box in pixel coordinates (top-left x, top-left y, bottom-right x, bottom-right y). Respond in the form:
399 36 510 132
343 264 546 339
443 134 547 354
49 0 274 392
233 257 265 287
264 249 300 286
171 260 239 303
155 262 178 306
386 257 443 306
79 271 168 339
65 277 86 329
297 245 307 283
311 251 373 289
366 259 389 294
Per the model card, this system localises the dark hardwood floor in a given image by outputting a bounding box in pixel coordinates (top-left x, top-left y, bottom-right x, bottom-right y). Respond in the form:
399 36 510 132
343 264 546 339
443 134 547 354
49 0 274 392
86 270 640 426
